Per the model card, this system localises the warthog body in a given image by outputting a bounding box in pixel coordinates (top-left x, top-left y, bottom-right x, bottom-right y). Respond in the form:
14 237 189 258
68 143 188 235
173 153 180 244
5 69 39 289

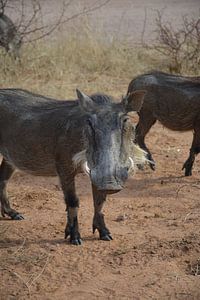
0 88 146 244
0 13 21 59
127 71 200 176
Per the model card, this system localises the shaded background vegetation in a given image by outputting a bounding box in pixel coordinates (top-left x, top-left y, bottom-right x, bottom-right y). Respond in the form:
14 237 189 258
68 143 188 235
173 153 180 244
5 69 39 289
0 0 199 99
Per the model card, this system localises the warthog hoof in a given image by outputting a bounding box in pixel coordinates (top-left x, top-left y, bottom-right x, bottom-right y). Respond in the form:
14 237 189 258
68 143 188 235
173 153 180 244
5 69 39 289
184 170 192 176
65 224 82 246
184 171 192 176
149 160 156 171
71 238 82 245
182 161 192 176
11 213 24 220
1 209 24 220
93 225 113 241
100 233 113 241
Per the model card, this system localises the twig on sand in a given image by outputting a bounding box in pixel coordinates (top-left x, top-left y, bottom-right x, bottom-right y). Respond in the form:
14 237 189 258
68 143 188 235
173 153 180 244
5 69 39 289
175 183 200 222
2 252 50 296
194 263 199 276
183 212 193 222
183 211 200 223
27 253 50 288
8 269 31 296
176 183 200 199
12 237 26 256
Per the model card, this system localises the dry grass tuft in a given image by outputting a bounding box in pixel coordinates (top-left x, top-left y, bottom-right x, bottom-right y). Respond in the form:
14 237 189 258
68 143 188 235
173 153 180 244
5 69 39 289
0 23 171 99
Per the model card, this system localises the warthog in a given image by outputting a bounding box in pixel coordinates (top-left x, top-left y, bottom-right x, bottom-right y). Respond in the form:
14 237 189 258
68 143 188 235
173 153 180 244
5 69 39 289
0 88 147 244
0 13 22 59
127 71 200 176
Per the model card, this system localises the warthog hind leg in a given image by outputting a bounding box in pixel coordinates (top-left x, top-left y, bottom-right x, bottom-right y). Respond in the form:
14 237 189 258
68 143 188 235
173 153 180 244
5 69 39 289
0 159 24 220
182 129 200 176
92 185 112 241
182 152 195 176
135 111 156 170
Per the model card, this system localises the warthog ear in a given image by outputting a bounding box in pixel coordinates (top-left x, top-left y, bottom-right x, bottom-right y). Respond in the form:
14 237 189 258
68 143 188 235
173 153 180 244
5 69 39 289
123 90 146 113
76 89 94 111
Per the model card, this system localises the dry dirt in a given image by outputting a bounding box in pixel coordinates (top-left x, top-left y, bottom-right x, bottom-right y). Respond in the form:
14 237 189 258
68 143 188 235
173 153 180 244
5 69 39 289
0 123 200 300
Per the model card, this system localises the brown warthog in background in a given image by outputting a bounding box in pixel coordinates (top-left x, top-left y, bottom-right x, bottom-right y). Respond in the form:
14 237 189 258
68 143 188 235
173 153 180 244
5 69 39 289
127 71 200 176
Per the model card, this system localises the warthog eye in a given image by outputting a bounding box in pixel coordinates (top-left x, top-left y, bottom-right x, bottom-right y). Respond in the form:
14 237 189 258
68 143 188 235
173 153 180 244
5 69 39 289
86 117 94 128
121 116 130 130
86 117 95 135
123 117 129 124
86 118 93 127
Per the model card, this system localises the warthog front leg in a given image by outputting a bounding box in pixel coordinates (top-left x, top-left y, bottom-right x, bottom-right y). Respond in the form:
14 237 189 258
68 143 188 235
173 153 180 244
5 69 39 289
92 185 112 241
136 111 156 170
64 189 81 245
57 165 81 245
182 129 200 176
0 159 24 220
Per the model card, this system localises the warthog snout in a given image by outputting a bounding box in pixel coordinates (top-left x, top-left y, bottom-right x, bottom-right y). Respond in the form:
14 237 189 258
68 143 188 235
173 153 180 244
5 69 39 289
92 179 123 194
90 166 128 194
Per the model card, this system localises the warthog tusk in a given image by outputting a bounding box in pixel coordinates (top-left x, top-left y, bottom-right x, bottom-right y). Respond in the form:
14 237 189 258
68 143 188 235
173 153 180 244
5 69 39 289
83 161 90 176
129 157 134 169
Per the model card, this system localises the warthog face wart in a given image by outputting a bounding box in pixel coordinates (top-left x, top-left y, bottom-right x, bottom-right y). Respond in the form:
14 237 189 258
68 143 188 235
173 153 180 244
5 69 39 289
74 89 147 193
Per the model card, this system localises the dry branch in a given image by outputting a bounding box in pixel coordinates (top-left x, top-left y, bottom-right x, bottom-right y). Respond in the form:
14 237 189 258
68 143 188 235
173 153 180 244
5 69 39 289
27 253 50 288
142 9 200 74
2 0 111 44
176 183 200 199
0 0 8 14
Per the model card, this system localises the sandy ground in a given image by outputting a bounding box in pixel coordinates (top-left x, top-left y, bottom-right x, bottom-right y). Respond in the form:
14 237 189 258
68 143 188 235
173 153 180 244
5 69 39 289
0 123 200 300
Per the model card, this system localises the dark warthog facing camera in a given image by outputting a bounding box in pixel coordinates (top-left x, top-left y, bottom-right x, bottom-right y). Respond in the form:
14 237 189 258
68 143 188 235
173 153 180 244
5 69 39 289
0 13 22 59
127 71 200 176
0 88 147 244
